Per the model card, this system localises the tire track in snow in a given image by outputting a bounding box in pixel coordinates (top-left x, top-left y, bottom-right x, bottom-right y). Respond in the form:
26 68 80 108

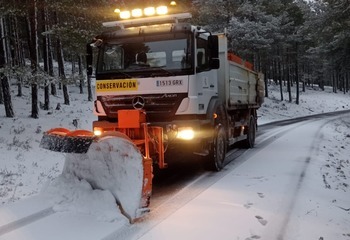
275 117 340 240
0 207 54 236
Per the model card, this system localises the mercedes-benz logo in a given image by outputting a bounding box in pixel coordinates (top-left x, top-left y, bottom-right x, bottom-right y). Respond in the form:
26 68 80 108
132 96 145 110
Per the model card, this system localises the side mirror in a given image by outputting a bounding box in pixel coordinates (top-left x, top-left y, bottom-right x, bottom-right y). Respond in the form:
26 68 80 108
208 35 219 69
208 35 219 59
209 58 220 69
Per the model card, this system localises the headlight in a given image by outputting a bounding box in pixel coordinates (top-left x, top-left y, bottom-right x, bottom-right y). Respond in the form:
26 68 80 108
176 127 195 140
93 128 103 136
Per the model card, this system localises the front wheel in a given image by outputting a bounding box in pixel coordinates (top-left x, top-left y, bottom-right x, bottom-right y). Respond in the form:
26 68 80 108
206 125 227 171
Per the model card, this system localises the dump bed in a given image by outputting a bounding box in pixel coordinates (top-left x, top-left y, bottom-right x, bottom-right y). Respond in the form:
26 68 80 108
217 34 264 110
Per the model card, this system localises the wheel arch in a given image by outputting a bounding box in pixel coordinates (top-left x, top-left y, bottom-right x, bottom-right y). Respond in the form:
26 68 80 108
206 97 229 129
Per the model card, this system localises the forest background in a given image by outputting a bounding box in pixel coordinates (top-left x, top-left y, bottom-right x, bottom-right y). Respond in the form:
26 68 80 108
0 0 349 119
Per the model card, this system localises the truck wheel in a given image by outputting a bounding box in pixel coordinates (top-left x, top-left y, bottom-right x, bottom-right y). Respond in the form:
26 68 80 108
243 115 256 148
207 125 227 171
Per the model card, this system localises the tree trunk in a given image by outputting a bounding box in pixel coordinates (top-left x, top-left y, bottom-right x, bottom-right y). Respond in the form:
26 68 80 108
70 56 74 87
0 17 6 104
78 55 84 94
302 63 305 92
0 74 15 117
346 72 349 93
333 70 336 93
42 3 50 110
0 80 3 105
264 71 268 98
295 43 299 105
27 0 39 118
273 58 277 85
278 52 282 86
9 15 24 97
86 43 93 101
286 48 292 102
1 18 11 66
49 44 56 96
54 11 70 105
0 17 15 117
277 53 283 101
56 39 70 105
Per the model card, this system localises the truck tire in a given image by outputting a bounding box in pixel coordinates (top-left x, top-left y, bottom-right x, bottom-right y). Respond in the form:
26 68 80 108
210 125 227 172
243 115 256 148
204 102 228 171
206 125 227 171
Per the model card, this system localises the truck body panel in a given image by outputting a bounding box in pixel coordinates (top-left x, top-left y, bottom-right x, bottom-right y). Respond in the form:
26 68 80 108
217 34 263 110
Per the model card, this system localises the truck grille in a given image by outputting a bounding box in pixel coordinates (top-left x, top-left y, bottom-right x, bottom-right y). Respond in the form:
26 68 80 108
97 93 188 122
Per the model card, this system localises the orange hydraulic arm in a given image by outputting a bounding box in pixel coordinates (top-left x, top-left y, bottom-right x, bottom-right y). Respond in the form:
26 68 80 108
94 109 167 209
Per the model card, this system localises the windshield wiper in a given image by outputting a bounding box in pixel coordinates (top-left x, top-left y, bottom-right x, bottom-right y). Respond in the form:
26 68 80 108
150 67 175 77
113 69 132 78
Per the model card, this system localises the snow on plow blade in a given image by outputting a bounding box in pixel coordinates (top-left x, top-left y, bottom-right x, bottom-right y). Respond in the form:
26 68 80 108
40 128 150 222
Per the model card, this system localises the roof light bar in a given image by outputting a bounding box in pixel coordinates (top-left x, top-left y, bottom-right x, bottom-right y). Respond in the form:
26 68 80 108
114 6 170 20
103 12 192 28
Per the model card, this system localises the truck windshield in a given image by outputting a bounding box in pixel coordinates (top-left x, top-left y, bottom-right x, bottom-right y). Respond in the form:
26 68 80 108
97 33 193 77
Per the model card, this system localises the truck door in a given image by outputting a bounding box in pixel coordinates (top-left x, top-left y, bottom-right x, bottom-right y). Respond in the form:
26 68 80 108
195 36 218 114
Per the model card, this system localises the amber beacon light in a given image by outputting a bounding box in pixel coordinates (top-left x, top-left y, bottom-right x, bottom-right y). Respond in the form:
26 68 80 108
114 1 178 20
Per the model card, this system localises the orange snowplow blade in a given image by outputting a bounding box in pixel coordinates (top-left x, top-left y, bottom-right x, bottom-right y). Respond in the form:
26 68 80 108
40 128 152 221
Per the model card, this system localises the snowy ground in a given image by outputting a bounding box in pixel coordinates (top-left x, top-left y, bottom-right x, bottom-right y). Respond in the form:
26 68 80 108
258 84 350 124
134 116 350 240
0 83 350 239
0 86 93 205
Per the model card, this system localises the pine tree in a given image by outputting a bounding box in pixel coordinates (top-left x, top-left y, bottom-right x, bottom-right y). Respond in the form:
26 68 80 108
0 13 15 117
0 17 15 118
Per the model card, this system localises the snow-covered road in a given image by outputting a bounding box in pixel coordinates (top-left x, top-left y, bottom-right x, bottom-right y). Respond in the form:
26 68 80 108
1 113 349 240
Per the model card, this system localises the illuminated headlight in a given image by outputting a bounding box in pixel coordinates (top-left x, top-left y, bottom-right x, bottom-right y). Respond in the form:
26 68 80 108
93 128 103 136
120 10 131 19
176 127 195 140
156 6 168 15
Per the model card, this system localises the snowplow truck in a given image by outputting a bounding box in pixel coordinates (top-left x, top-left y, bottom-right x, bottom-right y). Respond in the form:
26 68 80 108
40 9 264 222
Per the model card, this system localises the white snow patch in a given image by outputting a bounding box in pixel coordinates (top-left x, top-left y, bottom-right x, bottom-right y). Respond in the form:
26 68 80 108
41 174 127 223
258 84 350 124
63 136 144 220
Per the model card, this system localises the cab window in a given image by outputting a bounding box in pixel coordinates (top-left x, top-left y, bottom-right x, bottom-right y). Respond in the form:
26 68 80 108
196 37 209 72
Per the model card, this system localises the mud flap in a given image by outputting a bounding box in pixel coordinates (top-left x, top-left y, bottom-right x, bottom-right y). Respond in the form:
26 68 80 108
62 136 148 221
